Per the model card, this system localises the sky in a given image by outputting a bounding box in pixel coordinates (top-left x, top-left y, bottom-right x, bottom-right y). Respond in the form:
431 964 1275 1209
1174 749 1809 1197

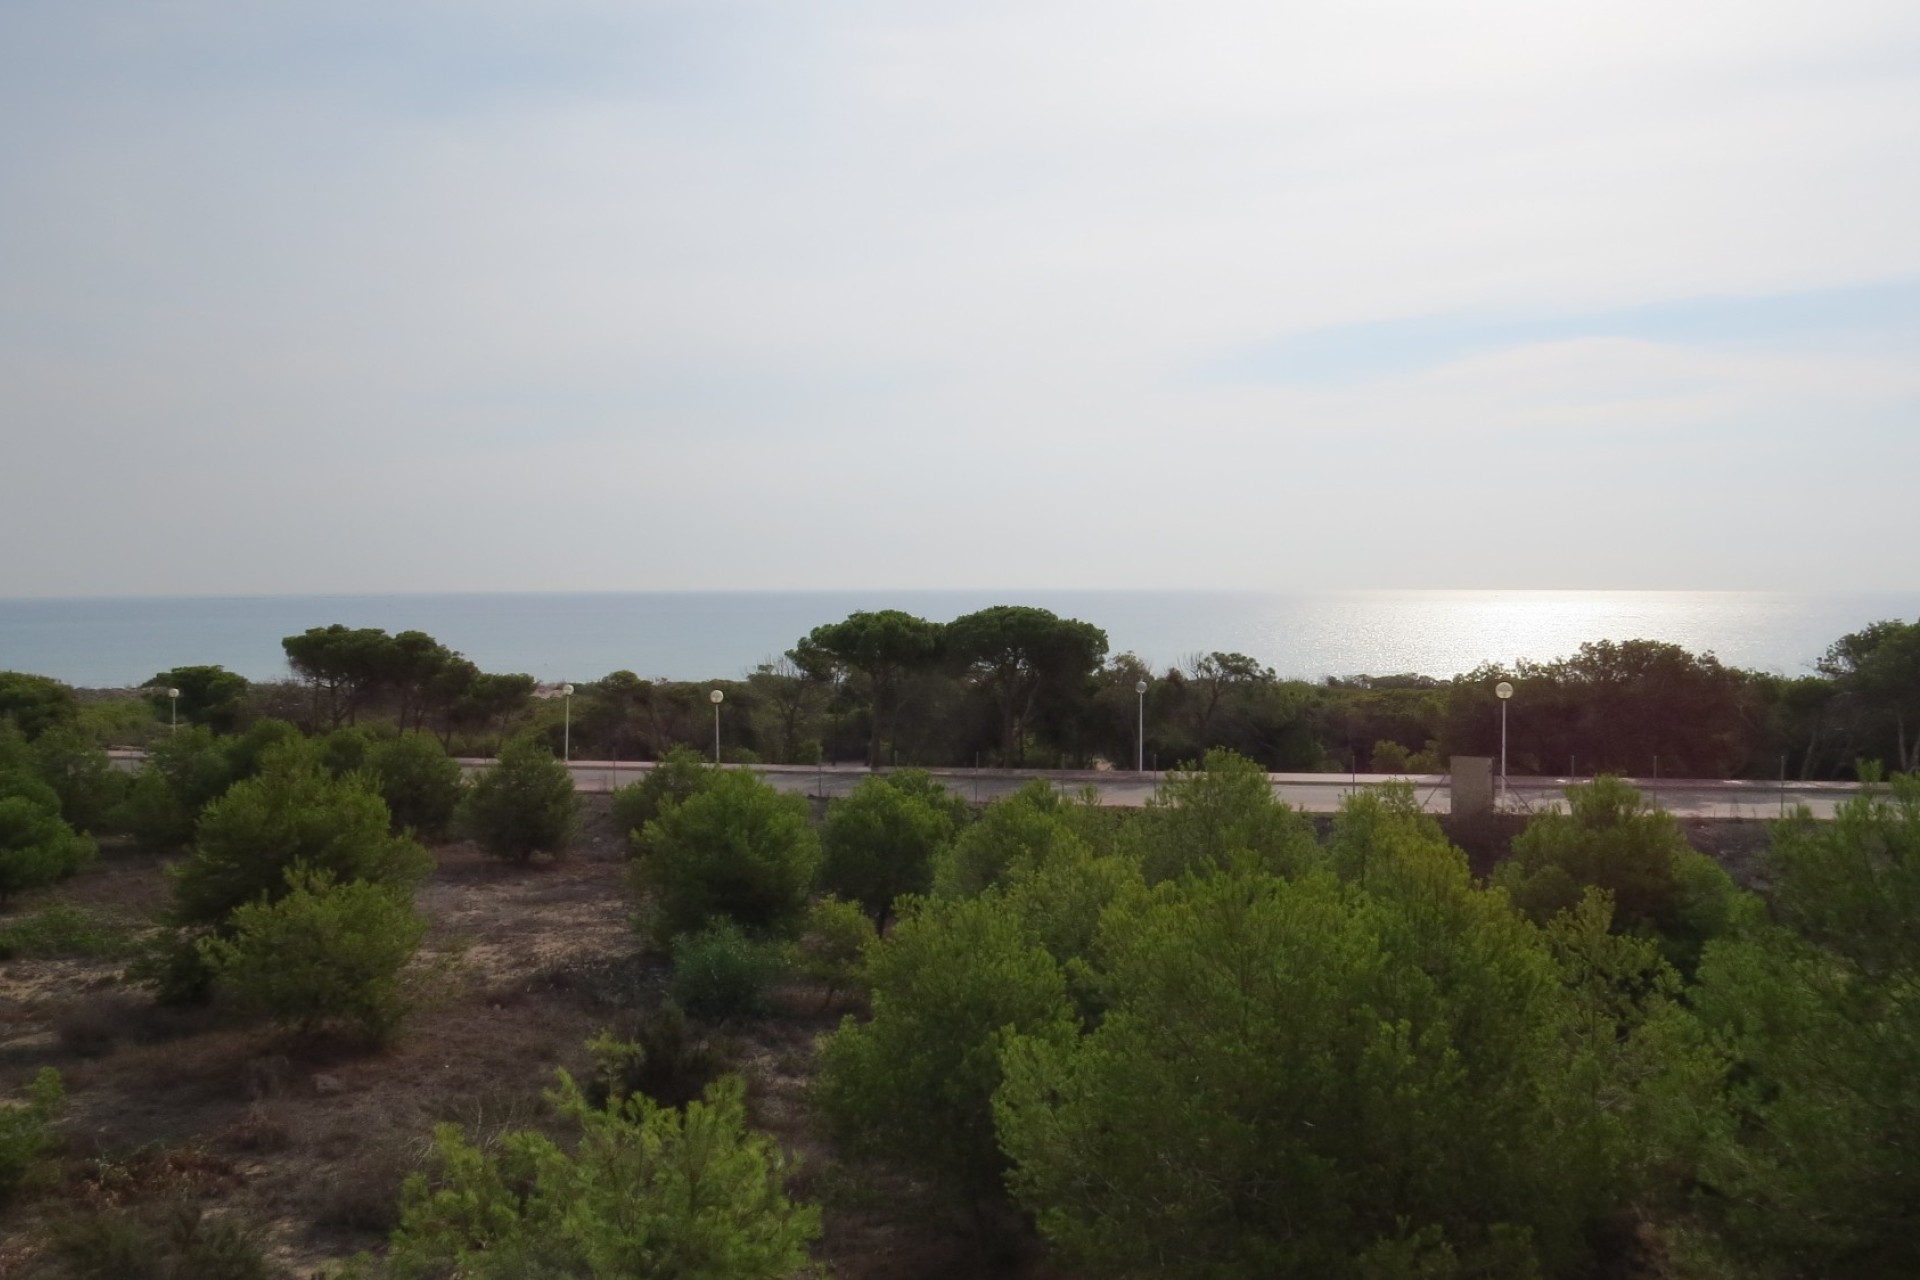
2 0 1917 597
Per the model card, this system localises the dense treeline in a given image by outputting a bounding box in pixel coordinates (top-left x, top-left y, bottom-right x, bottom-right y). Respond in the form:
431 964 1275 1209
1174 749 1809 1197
4 607 1919 780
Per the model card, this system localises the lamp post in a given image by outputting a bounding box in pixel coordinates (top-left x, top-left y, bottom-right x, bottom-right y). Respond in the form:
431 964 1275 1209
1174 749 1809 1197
1495 680 1514 810
1135 679 1149 773
167 687 180 735
561 684 574 762
709 688 724 764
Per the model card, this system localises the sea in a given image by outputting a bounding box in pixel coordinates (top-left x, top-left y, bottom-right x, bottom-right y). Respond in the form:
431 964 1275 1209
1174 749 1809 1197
2 590 1918 689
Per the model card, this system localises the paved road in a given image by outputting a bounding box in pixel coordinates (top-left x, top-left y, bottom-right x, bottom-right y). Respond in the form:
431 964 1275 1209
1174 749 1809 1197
109 748 1856 819
548 760 1861 820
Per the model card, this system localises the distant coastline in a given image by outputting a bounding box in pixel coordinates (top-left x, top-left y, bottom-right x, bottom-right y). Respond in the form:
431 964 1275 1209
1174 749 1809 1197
4 589 1919 688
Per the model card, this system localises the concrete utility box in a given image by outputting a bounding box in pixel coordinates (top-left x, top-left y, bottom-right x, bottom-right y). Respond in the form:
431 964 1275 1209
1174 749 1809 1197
1451 757 1494 817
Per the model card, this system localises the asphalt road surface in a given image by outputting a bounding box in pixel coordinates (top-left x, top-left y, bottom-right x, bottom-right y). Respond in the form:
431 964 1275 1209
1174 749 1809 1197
551 760 1859 820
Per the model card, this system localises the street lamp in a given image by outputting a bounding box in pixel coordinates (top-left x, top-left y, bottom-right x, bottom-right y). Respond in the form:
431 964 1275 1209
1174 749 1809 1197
561 684 574 762
1135 679 1149 773
167 687 180 734
1495 680 1514 809
709 688 724 764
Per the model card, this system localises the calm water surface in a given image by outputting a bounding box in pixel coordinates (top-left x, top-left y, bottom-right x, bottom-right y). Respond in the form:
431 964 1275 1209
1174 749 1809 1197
2 590 1917 687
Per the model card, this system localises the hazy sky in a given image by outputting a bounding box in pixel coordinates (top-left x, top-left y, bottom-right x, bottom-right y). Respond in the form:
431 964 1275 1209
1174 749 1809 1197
3 1 1917 596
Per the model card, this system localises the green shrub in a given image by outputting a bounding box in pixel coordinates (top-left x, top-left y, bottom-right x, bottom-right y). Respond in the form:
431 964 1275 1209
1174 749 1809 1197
0 670 78 739
1498 775 1741 973
116 725 235 849
996 857 1618 1279
796 895 876 1008
0 1067 65 1202
50 1201 275 1280
319 726 379 777
368 734 465 839
634 769 820 941
610 745 715 854
0 780 96 908
200 868 427 1043
1688 774 1920 1273
458 735 579 863
585 1005 724 1110
669 921 786 1021
171 751 429 928
381 1069 818 1280
29 724 127 833
222 718 306 782
815 891 1077 1204
1135 748 1318 883
930 779 1091 899
819 771 959 924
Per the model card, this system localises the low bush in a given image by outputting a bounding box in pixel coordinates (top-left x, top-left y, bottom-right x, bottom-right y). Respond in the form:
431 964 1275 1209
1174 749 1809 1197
0 904 134 960
367 734 465 839
0 775 96 908
819 771 961 924
199 869 427 1043
796 895 876 1009
609 745 715 854
586 1006 725 1110
57 993 147 1058
634 769 820 941
669 921 786 1021
0 1067 65 1202
457 735 578 863
377 1068 818 1280
49 1201 278 1280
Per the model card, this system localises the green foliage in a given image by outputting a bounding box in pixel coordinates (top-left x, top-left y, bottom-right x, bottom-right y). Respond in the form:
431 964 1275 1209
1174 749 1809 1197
75 696 162 747
29 724 127 833
0 670 79 739
223 718 306 781
995 853 1617 1280
381 1070 818 1280
931 779 1092 899
669 920 787 1021
818 770 960 922
143 664 251 733
796 895 876 1008
117 725 236 849
171 751 430 928
1136 748 1319 883
320 726 380 777
945 605 1107 766
200 868 427 1042
49 1202 276 1280
634 769 820 941
0 781 96 908
367 733 465 839
790 609 945 768
816 891 1077 1203
585 1006 724 1111
1497 775 1741 973
1689 774 1920 1273
611 746 715 854
0 1067 65 1202
0 903 135 960
459 735 579 863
